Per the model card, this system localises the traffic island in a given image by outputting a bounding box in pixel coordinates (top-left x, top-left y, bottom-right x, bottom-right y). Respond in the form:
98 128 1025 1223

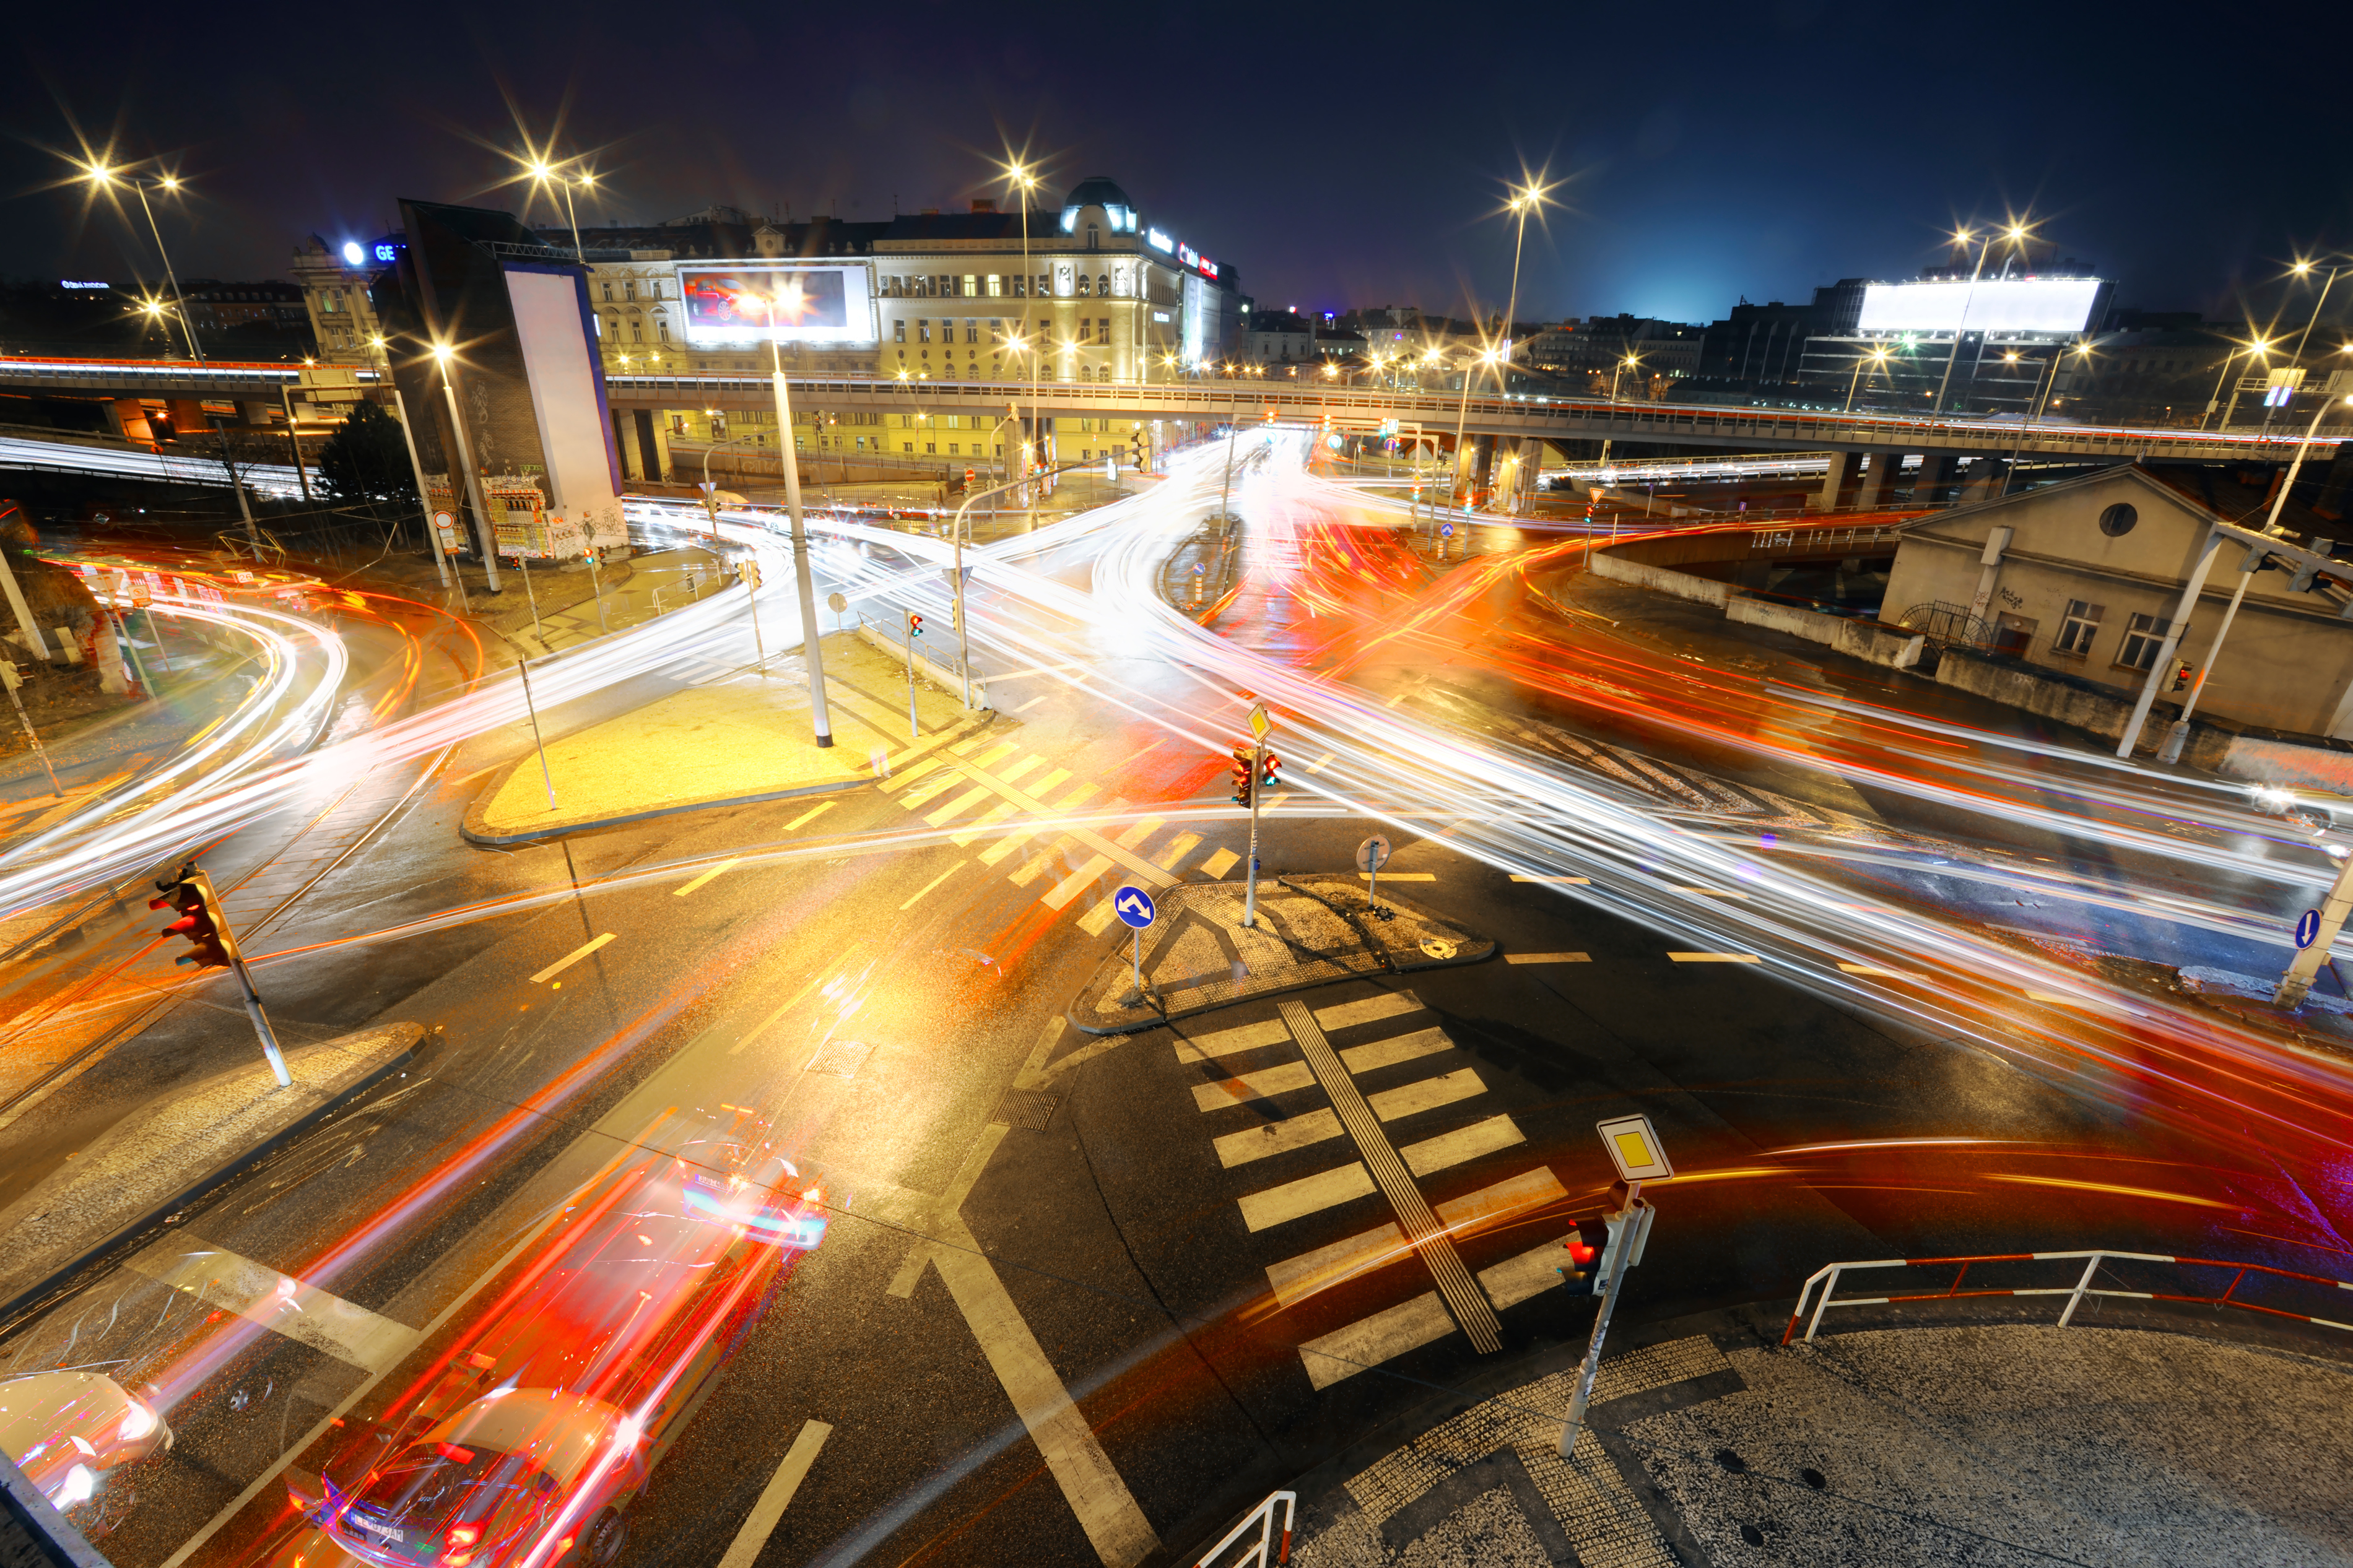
1066 875 1494 1036
0 1021 421 1323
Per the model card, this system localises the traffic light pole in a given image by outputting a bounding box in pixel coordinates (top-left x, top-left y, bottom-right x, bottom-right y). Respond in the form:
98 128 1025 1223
230 951 291 1089
1243 739 1265 929
904 617 920 742
1558 1180 1645 1459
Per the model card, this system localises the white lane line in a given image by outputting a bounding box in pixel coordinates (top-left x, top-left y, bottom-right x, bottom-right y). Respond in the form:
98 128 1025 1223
127 1237 419 1373
1199 847 1241 878
1364 1068 1484 1123
1669 951 1761 964
1510 875 1590 884
1297 1292 1455 1390
1193 1061 1317 1111
1506 952 1590 964
1339 1027 1453 1074
1313 991 1422 1031
783 799 837 831
899 861 968 911
1216 1108 1344 1168
1357 872 1434 881
886 1123 1011 1299
1266 1223 1407 1308
714 1419 834 1568
1238 1162 1377 1231
673 858 741 898
1838 962 1921 979
531 933 615 984
929 1215 1160 1566
1175 1019 1292 1063
1679 887 1751 899
1399 1115 1525 1177
1014 693 1054 712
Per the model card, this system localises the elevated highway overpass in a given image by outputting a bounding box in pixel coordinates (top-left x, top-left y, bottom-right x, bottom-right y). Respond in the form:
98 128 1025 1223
1 354 2338 467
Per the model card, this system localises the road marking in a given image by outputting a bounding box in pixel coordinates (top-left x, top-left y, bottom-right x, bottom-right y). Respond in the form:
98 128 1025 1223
1506 951 1590 964
1480 1241 1575 1311
1112 815 1165 849
672 858 741 898
1679 887 1750 899
127 1238 419 1373
1315 991 1423 1031
964 740 1021 769
1154 831 1203 870
1077 895 1123 937
1281 1002 1502 1353
1267 1223 1408 1308
887 1123 1011 1298
1510 875 1590 884
1669 951 1761 963
924 784 996 828
1238 1161 1377 1231
1045 854 1115 909
1365 1068 1484 1123
1435 1167 1568 1235
998 755 1045 784
1306 753 1334 774
1014 693 1054 712
2026 989 2096 1007
952 799 1022 846
949 760 1176 890
1175 1018 1292 1063
1297 1292 1455 1390
783 800 837 831
1193 1061 1317 1110
1357 872 1434 881
929 1214 1160 1566
1199 847 1240 878
899 860 967 911
714 1419 834 1568
1399 1115 1525 1178
1339 1027 1453 1074
1838 962 1920 979
1216 1108 1343 1167
878 756 944 795
1011 833 1079 887
530 933 615 984
900 769 967 809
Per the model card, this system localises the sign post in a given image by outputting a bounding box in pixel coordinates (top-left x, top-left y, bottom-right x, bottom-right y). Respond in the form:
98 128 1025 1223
0 663 61 797
1113 885 1157 1006
1245 701 1271 929
1559 1114 1672 1459
2277 861 2353 1007
739 556 765 670
1357 834 1393 920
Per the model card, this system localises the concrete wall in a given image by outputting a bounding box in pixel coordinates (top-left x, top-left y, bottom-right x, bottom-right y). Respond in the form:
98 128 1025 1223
1586 548 1730 607
1726 595 1923 667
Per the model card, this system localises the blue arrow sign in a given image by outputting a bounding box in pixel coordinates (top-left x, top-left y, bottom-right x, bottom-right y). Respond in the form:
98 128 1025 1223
1440 524 1455 538
2296 908 2322 948
1113 885 1156 930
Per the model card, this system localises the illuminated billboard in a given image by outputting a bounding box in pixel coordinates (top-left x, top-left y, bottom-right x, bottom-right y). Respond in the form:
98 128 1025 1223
677 264 874 344
1858 277 2101 336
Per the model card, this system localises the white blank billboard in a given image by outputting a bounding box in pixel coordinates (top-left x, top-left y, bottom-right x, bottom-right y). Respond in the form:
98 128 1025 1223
506 267 624 554
1858 277 2101 335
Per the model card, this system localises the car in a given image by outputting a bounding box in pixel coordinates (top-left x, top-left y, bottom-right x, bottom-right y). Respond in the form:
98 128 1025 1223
277 1112 820 1568
0 1369 172 1516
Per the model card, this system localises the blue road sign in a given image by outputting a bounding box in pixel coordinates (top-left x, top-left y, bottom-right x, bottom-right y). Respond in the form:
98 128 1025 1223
1440 524 1455 538
1113 885 1157 929
1192 563 1205 574
2296 908 2322 948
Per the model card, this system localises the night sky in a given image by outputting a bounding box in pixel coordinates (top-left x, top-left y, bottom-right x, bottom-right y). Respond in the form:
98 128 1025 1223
6 0 2346 333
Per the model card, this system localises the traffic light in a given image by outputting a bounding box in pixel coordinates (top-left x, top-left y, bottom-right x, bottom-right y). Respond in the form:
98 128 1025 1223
738 558 762 590
2170 659 2193 693
908 612 924 638
1260 750 1282 786
150 864 239 971
1559 1218 1612 1297
1229 745 1254 807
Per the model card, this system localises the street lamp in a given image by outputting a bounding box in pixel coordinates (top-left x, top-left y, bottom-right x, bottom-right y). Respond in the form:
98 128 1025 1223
1845 345 1892 412
1498 176 1554 378
759 277 835 748
526 158 597 264
2201 337 2270 430
1931 221 2030 415
1002 159 1043 492
2287 258 2350 370
1608 352 1643 405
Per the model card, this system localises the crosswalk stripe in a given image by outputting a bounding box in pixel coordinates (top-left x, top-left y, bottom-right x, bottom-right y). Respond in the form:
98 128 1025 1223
1399 1115 1524 1177
900 770 965 808
1154 831 1203 870
1364 1068 1484 1123
923 784 995 827
1669 951 1761 963
1505 952 1590 964
1479 1240 1575 1312
1238 1161 1376 1232
966 740 1020 769
1297 1292 1454 1390
1193 1061 1317 1110
1009 834 1076 886
1043 854 1114 910
1434 1167 1568 1233
1112 815 1165 849
1314 991 1423 1031
996 755 1045 784
1339 1027 1452 1075
879 757 943 795
1266 1223 1408 1309
1199 847 1240 878
1175 1019 1290 1063
952 800 1020 846
1357 872 1434 881
1216 1107 1344 1168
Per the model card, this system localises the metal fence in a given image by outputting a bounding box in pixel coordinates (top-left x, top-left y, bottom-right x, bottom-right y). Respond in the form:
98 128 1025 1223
1783 1247 2353 1345
1195 1491 1295 1568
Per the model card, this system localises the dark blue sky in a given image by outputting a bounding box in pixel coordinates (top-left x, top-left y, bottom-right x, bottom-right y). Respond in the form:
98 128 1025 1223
6 0 2346 333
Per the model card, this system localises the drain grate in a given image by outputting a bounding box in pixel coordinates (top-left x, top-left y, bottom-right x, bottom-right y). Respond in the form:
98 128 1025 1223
806 1039 874 1078
992 1088 1060 1130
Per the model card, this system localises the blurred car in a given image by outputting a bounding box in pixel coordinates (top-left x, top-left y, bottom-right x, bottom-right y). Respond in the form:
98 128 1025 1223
280 1113 820 1568
0 1369 172 1514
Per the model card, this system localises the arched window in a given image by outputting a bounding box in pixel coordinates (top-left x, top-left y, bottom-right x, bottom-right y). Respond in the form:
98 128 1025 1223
1097 275 1110 297
1077 275 1091 297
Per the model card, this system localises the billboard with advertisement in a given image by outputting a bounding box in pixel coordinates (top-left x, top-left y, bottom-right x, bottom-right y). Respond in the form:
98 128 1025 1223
1858 277 2102 336
677 264 874 344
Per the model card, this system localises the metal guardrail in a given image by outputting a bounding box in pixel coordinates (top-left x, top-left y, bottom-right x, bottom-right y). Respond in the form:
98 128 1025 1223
1196 1490 1295 1568
1783 1248 2353 1345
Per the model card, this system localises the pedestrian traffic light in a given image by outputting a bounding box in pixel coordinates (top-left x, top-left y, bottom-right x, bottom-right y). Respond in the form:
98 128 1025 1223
1260 750 1281 786
1559 1218 1612 1296
1229 745 1254 807
738 558 762 590
150 864 239 971
2170 659 2193 693
908 612 923 638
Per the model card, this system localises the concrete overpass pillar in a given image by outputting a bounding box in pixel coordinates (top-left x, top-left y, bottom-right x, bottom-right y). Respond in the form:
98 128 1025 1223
1954 456 2004 505
106 399 155 444
1912 454 1957 505
1857 451 1903 511
1815 451 1853 512
611 411 638 481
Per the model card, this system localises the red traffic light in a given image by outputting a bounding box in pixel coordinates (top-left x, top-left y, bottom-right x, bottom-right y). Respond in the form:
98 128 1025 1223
1260 750 1281 784
1229 745 1254 807
908 613 924 637
1559 1217 1614 1297
150 870 238 970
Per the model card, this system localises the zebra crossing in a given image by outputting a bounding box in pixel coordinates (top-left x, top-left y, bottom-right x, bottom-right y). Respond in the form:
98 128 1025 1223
1504 716 1851 831
1176 987 1578 1391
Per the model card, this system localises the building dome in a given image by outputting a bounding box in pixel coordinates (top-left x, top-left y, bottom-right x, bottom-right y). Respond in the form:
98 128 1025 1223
1059 176 1138 236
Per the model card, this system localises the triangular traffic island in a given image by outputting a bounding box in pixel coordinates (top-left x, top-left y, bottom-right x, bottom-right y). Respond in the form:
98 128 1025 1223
1068 875 1494 1035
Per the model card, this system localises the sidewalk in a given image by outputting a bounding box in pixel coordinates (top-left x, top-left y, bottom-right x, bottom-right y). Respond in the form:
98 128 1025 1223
462 629 991 844
1274 1302 2353 1567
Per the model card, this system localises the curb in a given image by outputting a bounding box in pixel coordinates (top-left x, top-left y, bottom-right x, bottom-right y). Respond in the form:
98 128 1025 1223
0 1023 422 1332
460 770 872 847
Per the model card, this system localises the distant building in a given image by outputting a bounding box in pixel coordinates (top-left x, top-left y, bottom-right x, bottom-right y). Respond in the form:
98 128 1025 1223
1241 310 1316 364
180 280 311 344
291 235 388 363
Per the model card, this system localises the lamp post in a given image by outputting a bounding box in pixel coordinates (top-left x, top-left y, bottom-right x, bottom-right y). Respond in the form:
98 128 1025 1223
1608 352 1642 405
2201 338 2269 431
763 282 834 748
1003 162 1044 500
528 160 596 264
1930 223 2028 415
1498 180 1551 378
370 334 454 591
1845 346 1890 412
2287 258 2349 371
1445 347 1500 524
2153 392 2353 765
1994 342 2086 500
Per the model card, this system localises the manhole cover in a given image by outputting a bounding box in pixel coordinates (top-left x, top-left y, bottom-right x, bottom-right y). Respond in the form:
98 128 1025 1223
1418 937 1458 960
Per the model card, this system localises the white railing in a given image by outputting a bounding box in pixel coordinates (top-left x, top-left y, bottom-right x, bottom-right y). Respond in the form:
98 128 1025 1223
1784 1247 2353 1345
1196 1490 1295 1568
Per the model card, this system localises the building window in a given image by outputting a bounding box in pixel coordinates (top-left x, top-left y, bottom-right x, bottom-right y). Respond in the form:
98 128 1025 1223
963 275 978 297
1087 224 1099 250
919 320 931 342
965 321 978 343
1097 276 1110 297
1077 274 1091 298
631 320 643 342
2053 600 2104 657
650 281 663 300
1038 273 1051 297
1098 317 1110 340
656 319 669 343
894 320 906 343
2099 503 2138 537
1079 319 1092 343
987 275 1003 297
625 280 638 301
2116 612 2170 670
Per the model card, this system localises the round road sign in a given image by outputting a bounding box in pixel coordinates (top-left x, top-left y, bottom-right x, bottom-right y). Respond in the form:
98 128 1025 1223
1113 886 1156 930
1356 835 1391 874
2295 908 2323 948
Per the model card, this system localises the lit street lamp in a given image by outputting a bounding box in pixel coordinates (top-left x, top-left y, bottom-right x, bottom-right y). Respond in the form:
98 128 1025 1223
527 158 598 264
1498 176 1554 377
1845 345 1891 412
761 278 835 748
1931 221 2030 415
2201 337 2270 430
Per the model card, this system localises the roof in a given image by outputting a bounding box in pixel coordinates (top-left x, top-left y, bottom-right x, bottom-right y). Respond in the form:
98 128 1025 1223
1905 459 2347 547
1061 176 1134 213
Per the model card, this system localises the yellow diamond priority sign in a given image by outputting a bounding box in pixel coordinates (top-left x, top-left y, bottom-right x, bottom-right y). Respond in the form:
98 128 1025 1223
1597 1114 1672 1182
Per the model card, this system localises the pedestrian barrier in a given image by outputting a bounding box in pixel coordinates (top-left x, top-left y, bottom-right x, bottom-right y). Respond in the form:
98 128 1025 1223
1783 1247 2353 1345
1195 1489 1295 1568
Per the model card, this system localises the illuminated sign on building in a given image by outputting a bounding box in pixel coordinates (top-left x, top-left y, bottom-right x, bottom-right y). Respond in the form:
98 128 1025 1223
373 243 400 262
1146 228 1173 254
59 280 108 290
677 264 875 344
1177 243 1198 269
1857 277 2102 336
